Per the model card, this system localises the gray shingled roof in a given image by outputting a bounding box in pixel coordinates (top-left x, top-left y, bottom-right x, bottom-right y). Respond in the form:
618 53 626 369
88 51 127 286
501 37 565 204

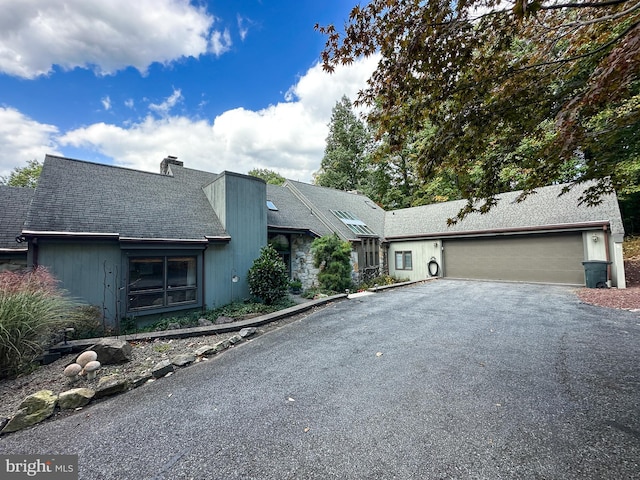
0 185 33 250
266 184 330 236
24 155 227 241
384 183 625 239
284 180 386 241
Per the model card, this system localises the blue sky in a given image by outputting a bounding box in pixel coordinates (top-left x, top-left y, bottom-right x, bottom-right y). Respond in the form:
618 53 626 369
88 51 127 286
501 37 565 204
0 1 378 182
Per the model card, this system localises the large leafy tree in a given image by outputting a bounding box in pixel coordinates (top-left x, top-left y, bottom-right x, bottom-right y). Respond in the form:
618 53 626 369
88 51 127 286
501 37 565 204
1 159 42 188
314 95 373 191
317 0 640 221
248 168 286 185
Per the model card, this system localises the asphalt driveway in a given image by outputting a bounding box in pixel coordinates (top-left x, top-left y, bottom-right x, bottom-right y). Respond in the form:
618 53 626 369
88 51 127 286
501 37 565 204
1 280 639 479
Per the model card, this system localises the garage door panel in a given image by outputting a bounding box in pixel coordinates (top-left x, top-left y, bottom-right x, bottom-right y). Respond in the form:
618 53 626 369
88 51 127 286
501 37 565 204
444 234 585 284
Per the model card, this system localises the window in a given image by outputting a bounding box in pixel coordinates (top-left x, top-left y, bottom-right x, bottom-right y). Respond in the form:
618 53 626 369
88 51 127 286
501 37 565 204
266 200 278 211
330 210 377 236
128 256 197 311
395 251 413 270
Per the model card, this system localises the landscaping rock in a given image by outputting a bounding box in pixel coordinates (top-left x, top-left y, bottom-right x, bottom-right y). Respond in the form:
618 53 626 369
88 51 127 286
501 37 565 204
94 375 129 399
130 372 153 388
194 345 216 356
166 322 181 330
239 327 257 338
228 334 243 345
2 390 57 433
215 316 235 325
198 318 213 327
152 359 174 378
58 388 95 409
90 338 133 365
214 339 231 353
172 353 195 367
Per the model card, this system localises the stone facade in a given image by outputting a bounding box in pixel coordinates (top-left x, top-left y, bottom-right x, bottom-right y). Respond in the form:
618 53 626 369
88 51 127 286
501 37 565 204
290 234 319 290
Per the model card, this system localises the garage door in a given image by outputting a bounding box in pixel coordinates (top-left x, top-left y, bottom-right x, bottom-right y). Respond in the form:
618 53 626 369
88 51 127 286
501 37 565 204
443 233 585 284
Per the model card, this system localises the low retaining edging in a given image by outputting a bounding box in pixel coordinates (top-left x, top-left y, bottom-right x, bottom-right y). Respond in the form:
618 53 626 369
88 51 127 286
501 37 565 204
52 294 348 353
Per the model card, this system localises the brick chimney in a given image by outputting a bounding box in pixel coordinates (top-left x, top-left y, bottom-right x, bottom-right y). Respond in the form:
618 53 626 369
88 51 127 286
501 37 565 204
160 156 183 175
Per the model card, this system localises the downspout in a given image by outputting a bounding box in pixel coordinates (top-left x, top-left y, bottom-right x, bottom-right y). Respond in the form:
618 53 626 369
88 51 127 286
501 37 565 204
603 225 611 285
201 245 207 313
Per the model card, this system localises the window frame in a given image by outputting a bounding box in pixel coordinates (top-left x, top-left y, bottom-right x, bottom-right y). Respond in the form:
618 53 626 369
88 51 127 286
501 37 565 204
395 251 413 270
124 250 202 314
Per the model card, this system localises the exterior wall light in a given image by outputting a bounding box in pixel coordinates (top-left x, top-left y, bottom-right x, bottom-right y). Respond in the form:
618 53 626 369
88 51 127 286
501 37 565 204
592 234 599 243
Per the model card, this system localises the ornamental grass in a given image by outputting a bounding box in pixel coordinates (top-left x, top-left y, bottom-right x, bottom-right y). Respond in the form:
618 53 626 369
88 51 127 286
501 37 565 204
0 267 79 379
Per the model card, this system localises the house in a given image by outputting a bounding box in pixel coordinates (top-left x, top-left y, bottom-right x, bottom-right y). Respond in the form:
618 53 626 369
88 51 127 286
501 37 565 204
0 185 33 272
3 154 626 329
19 155 266 327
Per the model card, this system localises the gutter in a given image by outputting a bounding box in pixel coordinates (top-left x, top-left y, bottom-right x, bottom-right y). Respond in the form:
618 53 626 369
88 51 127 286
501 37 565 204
21 230 230 244
385 221 611 241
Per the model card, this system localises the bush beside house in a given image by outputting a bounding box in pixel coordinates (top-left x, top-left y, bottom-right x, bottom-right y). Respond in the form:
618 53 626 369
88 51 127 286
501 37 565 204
248 244 290 305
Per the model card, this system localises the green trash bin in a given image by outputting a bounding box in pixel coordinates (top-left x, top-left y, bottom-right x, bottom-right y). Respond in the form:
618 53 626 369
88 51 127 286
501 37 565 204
582 261 611 288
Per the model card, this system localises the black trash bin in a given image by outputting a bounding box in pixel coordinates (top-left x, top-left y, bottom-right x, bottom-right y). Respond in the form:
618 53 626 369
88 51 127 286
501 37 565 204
582 260 611 288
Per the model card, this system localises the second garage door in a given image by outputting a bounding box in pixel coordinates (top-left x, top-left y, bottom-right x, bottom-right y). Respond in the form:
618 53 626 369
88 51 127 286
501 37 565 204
443 233 586 285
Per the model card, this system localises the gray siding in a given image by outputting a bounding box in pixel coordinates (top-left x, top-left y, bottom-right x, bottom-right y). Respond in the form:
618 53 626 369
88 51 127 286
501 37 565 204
204 172 267 302
37 240 121 322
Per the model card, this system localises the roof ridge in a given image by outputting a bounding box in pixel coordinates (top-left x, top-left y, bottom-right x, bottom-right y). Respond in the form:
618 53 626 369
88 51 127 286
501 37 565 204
283 181 345 240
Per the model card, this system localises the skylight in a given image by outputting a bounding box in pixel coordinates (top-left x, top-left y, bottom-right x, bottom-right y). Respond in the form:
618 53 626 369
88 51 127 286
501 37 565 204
331 210 377 236
266 200 278 211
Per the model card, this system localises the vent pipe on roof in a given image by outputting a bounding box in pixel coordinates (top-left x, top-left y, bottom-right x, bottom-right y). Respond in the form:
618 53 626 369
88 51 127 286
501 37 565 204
160 156 183 175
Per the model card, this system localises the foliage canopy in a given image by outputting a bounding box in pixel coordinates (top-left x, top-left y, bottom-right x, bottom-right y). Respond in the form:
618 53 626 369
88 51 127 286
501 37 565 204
248 168 286 185
317 0 640 221
248 244 290 305
1 159 42 188
310 234 353 292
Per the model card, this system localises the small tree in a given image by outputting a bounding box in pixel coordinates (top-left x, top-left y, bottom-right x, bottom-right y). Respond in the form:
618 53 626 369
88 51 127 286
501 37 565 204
311 234 353 292
248 244 289 305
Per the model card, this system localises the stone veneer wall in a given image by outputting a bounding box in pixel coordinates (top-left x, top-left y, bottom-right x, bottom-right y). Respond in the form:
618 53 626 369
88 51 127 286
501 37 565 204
290 234 320 290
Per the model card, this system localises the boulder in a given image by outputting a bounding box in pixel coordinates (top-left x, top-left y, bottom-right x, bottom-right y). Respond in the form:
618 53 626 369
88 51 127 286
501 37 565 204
152 359 174 378
214 339 230 353
90 338 132 365
166 322 181 330
2 390 57 433
171 353 195 367
239 327 257 338
198 318 213 327
94 375 129 399
58 388 95 409
228 334 243 345
215 316 235 325
194 345 216 356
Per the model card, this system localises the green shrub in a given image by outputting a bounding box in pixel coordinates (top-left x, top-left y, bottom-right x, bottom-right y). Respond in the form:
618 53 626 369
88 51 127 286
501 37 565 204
359 274 410 290
311 234 353 293
0 268 81 378
248 244 290 305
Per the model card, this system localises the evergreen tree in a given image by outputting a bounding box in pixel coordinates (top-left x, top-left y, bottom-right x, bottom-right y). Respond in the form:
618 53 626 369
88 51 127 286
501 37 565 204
314 96 371 192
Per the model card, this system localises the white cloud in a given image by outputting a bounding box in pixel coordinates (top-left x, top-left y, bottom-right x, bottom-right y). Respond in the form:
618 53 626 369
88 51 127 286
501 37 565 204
237 15 250 41
0 0 225 78
209 29 232 56
124 99 134 109
6 55 379 183
0 107 61 178
101 96 111 111
149 89 183 117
